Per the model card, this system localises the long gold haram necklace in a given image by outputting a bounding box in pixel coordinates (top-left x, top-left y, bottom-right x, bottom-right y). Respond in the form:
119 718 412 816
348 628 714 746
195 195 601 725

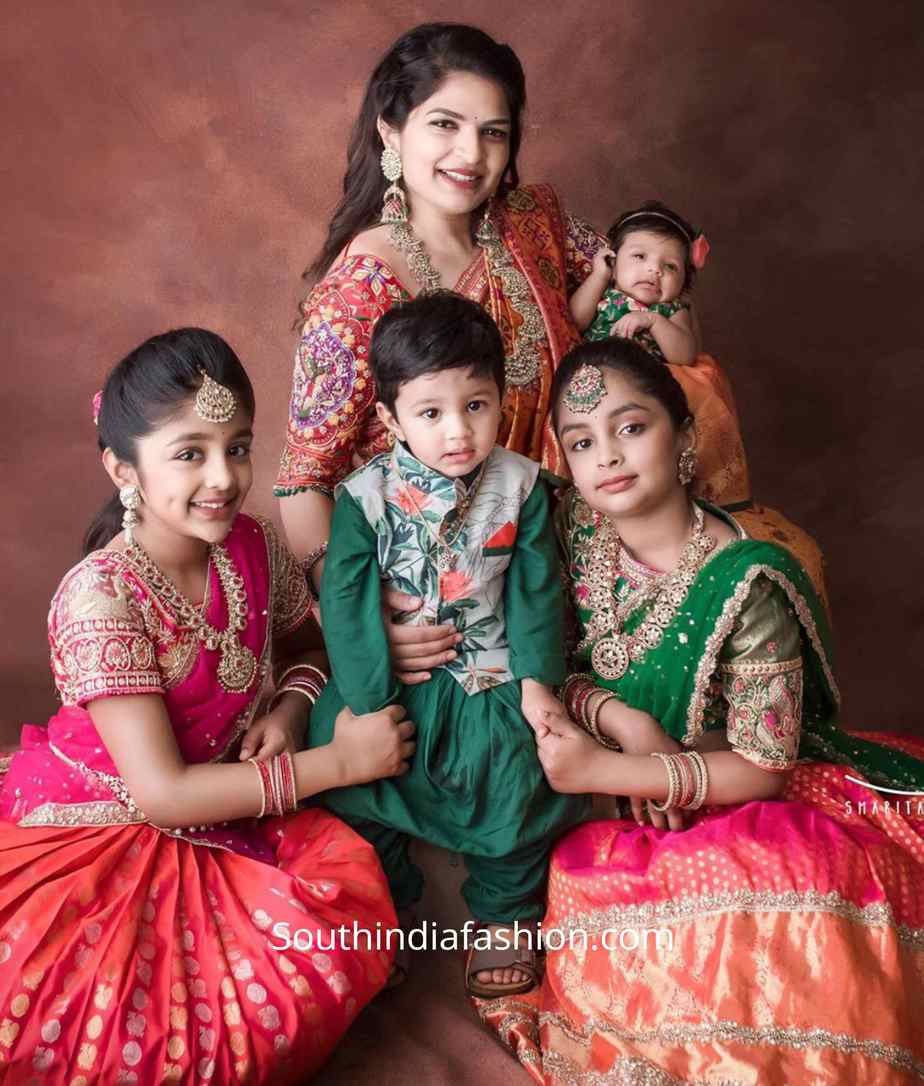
125 540 257 693
577 501 716 681
387 204 543 386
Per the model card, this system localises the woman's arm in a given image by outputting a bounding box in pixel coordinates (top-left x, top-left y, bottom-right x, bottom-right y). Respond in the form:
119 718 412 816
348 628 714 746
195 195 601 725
279 489 333 593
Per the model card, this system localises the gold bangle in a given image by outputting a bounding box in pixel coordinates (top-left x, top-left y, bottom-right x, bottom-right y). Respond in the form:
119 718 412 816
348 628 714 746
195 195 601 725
302 544 328 602
247 757 267 818
649 752 680 812
586 690 621 750
275 663 327 689
269 685 317 711
686 750 709 810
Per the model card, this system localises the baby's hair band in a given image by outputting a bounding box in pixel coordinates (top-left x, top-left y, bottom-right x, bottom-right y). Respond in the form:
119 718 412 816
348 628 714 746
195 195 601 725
616 209 693 242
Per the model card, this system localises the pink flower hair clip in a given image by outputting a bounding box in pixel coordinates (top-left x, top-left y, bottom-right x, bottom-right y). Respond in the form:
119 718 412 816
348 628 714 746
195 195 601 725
690 234 710 270
92 390 103 427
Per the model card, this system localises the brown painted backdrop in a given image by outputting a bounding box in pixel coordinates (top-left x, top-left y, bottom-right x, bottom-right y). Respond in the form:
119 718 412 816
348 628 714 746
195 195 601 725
3 1 923 741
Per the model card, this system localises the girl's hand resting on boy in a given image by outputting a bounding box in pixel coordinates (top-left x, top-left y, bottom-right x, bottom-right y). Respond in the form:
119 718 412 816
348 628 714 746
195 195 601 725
520 678 570 735
529 709 602 794
331 704 416 786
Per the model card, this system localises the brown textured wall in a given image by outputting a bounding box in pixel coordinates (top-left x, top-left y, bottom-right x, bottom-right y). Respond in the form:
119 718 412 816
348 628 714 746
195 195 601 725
3 1 923 740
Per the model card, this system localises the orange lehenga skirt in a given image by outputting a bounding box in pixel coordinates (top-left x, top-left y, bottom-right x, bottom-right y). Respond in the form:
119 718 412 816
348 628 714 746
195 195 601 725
0 809 396 1085
478 734 924 1084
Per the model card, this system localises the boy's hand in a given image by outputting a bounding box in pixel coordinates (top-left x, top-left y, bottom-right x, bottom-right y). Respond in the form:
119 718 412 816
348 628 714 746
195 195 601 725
528 710 601 794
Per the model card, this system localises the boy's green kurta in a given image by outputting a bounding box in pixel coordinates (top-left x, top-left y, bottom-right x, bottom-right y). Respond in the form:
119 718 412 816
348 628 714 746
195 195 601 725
307 443 587 921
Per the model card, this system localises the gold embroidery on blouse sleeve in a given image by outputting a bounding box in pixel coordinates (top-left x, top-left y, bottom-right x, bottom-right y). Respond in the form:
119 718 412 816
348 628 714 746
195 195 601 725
722 658 802 770
52 561 163 704
253 515 312 639
685 566 838 745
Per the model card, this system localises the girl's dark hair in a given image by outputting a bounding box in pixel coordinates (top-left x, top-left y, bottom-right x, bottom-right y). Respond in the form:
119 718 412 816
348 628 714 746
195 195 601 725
370 290 505 411
306 22 526 283
84 328 255 555
606 200 700 289
550 338 691 431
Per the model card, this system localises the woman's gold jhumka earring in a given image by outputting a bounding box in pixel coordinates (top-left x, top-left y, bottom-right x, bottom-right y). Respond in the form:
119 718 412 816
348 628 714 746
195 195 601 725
380 147 407 225
677 447 697 486
119 485 141 545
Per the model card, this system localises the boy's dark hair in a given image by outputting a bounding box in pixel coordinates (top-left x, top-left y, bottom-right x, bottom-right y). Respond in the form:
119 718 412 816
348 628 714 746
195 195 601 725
369 290 506 411
551 338 691 431
606 200 700 289
85 328 254 555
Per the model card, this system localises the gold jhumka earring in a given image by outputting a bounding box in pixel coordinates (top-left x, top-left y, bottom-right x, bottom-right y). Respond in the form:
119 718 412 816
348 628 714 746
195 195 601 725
380 147 407 225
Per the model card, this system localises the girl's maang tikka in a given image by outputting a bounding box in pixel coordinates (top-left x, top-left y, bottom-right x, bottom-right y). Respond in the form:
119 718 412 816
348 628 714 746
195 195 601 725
563 364 607 414
195 371 237 424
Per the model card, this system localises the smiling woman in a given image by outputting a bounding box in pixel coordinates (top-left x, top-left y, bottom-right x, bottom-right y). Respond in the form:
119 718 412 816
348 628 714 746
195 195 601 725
275 24 592 617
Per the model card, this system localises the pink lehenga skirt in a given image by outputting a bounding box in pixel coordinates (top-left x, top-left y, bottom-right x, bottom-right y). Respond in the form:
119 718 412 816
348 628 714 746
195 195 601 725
478 734 924 1084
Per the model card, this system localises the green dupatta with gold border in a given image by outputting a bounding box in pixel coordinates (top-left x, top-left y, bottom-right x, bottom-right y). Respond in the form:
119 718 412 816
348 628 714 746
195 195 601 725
559 490 924 791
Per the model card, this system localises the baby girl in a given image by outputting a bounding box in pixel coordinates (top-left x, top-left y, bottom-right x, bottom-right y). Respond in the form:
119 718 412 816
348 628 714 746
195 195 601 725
569 200 709 364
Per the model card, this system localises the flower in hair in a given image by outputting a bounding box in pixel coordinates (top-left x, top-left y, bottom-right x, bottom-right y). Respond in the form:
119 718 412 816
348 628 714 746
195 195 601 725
92 390 103 427
690 234 710 270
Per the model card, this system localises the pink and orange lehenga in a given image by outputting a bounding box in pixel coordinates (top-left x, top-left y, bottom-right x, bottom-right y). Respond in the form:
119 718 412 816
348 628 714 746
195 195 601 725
478 496 924 1085
0 514 395 1085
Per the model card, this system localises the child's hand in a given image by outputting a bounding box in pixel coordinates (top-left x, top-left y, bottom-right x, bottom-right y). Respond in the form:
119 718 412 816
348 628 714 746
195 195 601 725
529 710 601 793
330 704 416 786
591 247 616 281
239 709 298 762
520 679 568 735
611 311 655 339
598 700 686 829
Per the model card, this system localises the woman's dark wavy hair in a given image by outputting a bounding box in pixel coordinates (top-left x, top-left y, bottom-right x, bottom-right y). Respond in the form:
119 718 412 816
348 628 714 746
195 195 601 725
550 338 692 432
606 200 701 290
84 328 255 555
306 22 526 284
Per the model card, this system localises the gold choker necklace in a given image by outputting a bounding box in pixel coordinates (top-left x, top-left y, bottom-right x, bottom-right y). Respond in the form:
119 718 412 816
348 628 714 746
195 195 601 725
125 540 257 694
